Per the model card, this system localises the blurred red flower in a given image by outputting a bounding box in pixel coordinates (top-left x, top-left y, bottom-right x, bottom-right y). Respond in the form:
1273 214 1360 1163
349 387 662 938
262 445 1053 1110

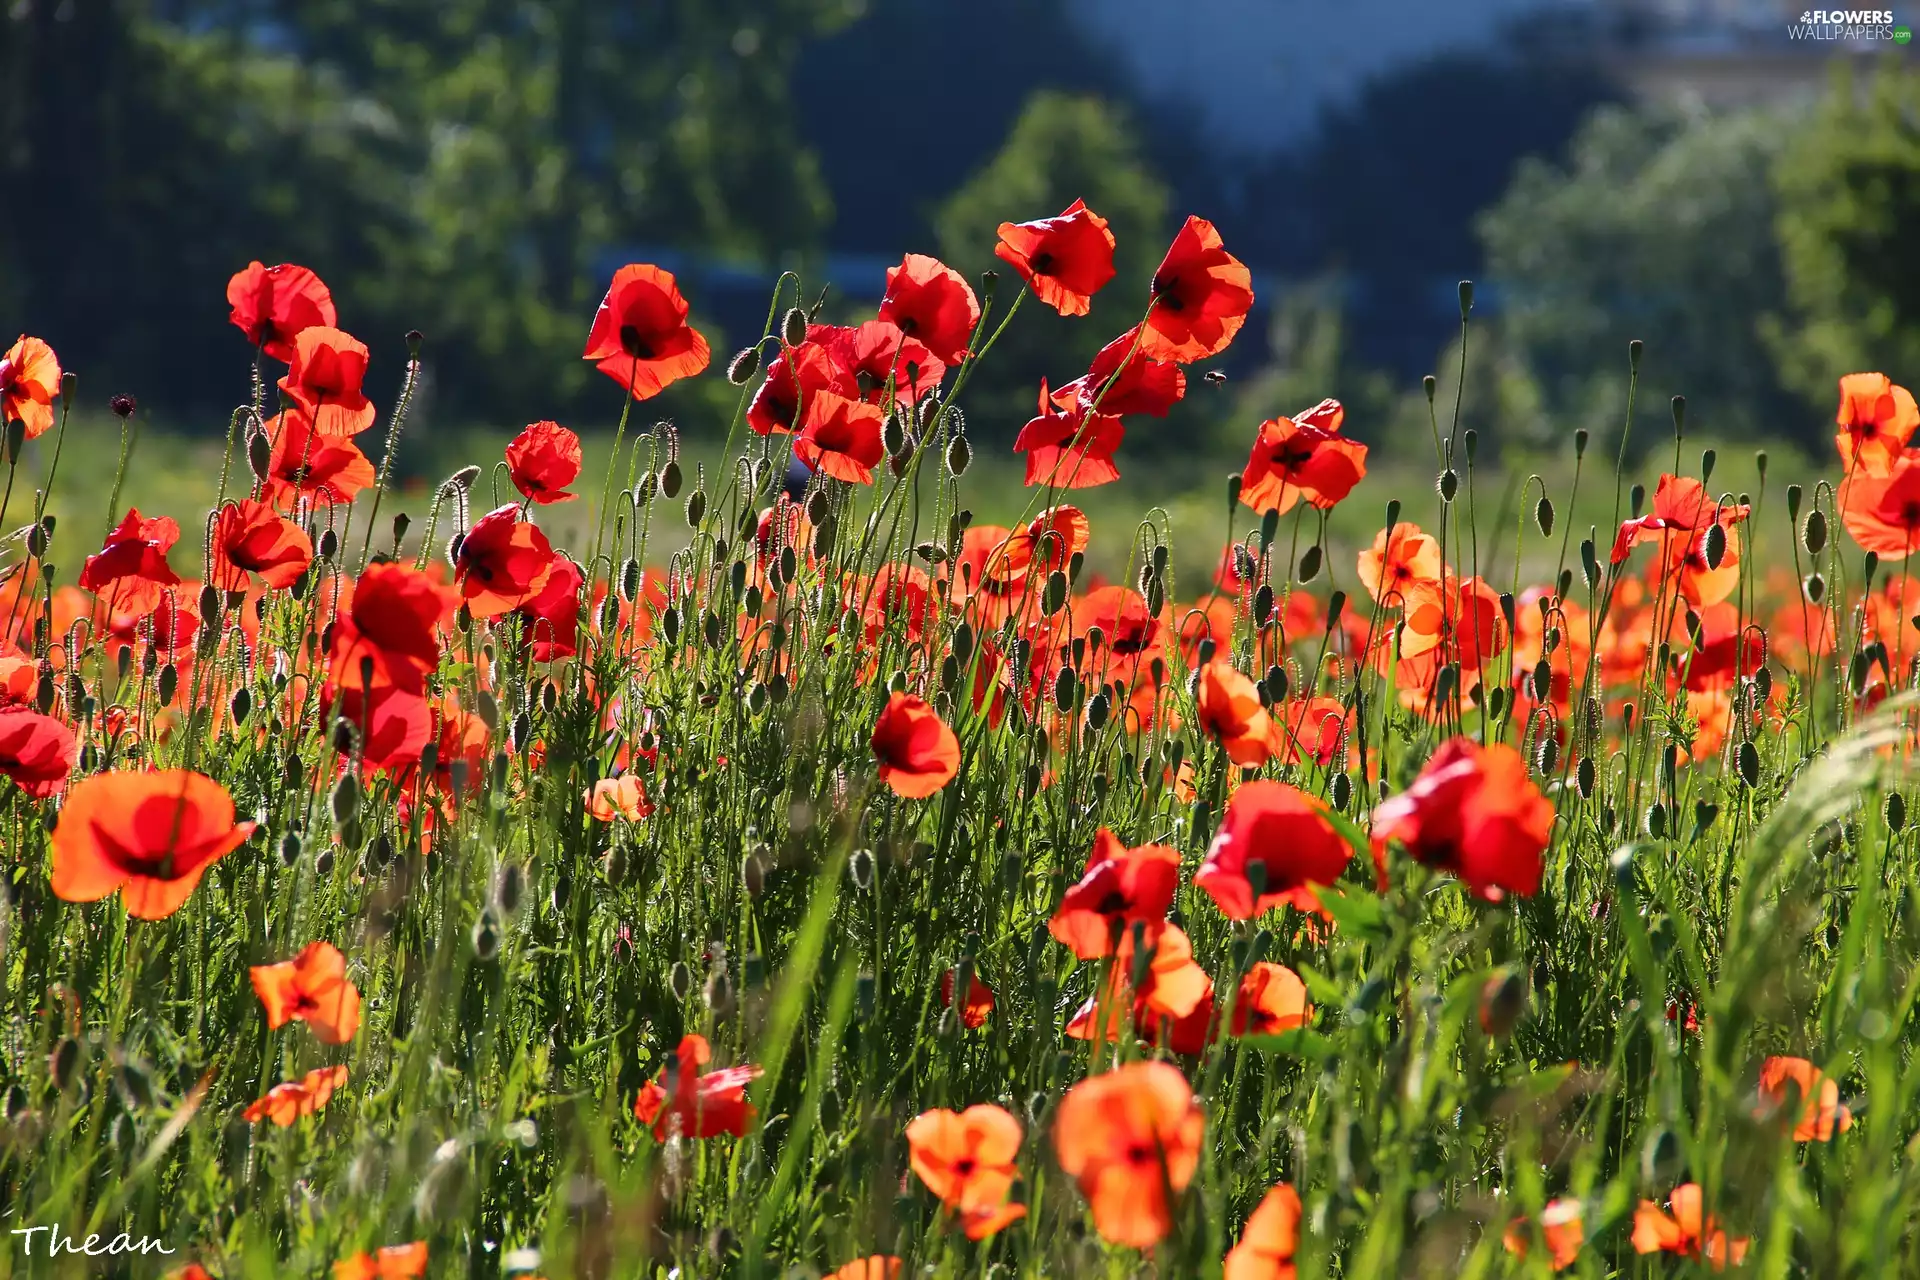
1052 1061 1204 1248
505 420 583 503
251 940 363 1044
51 769 254 919
1048 828 1180 958
633 1033 762 1139
0 335 62 440
1224 1183 1302 1280
0 708 77 797
1836 371 1919 477
244 1064 349 1127
871 692 960 798
1372 738 1553 901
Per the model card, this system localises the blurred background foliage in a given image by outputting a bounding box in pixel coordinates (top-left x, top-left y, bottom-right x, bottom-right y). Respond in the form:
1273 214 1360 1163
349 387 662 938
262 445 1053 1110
5 0 1920 463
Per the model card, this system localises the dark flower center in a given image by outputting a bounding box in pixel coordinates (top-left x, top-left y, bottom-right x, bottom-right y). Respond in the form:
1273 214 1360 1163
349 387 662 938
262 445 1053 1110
1030 251 1056 274
620 325 656 361
1151 276 1185 312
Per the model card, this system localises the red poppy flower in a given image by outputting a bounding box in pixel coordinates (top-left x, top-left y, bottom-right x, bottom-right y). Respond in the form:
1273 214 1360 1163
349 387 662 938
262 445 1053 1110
210 498 314 591
0 335 62 440
505 420 583 503
226 262 337 364
1372 738 1553 901
1503 1198 1585 1272
1140 216 1254 363
810 320 946 405
1013 383 1124 489
1357 523 1443 604
1048 828 1181 959
1196 779 1351 920
244 1064 349 1127
1631 1185 1748 1268
1066 924 1214 1054
1836 372 1919 477
748 342 856 437
795 391 887 484
251 940 364 1044
1052 1061 1205 1248
633 1034 762 1139
1224 1183 1302 1280
1756 1056 1852 1141
995 199 1117 317
952 524 1033 629
1841 452 1920 559
79 509 182 620
514 553 583 661
332 1243 427 1280
277 326 375 437
871 692 960 798
1230 963 1313 1037
455 505 555 619
1195 660 1275 765
1068 584 1164 685
878 253 980 366
323 682 432 773
1270 696 1355 769
1051 326 1186 418
940 967 996 1029
1240 403 1367 515
0 708 77 797
51 769 254 919
582 263 711 398
326 561 451 692
264 410 377 506
1609 474 1749 572
906 1103 1023 1212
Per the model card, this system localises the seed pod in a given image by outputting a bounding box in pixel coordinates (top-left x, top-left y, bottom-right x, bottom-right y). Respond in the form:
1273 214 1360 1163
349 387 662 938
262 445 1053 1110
1804 509 1828 556
781 307 808 347
1298 544 1323 583
686 488 706 527
1535 495 1554 537
727 346 760 385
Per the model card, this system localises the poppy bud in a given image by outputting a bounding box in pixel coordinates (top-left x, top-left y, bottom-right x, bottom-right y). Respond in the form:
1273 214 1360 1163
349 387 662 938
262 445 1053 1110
1437 469 1458 502
317 527 339 561
1753 666 1772 700
1805 573 1825 603
475 689 500 732
1849 651 1870 696
1641 1127 1683 1185
727 347 760 385
1535 495 1554 538
26 520 47 557
686 488 706 527
446 464 482 493
1477 968 1527 1036
781 307 808 348
1576 755 1595 798
49 1037 82 1091
1574 427 1589 458
1888 792 1907 833
1042 570 1068 615
1298 544 1322 583
331 773 361 824
369 831 393 871
1253 584 1274 627
1457 279 1475 318
1330 771 1353 812
1737 739 1761 788
405 329 425 354
946 432 971 477
1485 685 1507 721
1803 509 1828 556
247 431 272 480
1580 539 1599 590
32 671 52 716
278 829 302 866
849 848 874 892
1053 666 1077 714
473 913 501 962
1646 802 1667 840
1535 735 1558 777
660 460 683 499
705 966 734 1016
157 663 178 708
1085 690 1110 733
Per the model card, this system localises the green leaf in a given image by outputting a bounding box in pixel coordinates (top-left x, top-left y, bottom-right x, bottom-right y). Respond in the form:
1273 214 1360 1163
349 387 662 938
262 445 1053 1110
1238 1028 1337 1061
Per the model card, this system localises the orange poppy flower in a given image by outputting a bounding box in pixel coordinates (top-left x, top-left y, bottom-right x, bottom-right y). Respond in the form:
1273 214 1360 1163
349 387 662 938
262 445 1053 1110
1231 963 1312 1037
1357 524 1443 605
586 774 651 822
1177 598 1238 669
1011 504 1092 576
1757 1055 1852 1141
1611 475 1750 604
1195 661 1275 766
455 505 555 619
1502 1198 1584 1271
1048 828 1181 958
326 561 452 693
244 1064 349 1127
870 692 960 798
0 335 62 440
79 508 182 617
749 341 858 436
1395 573 1508 673
0 708 77 797
906 1103 1023 1212
958 1202 1029 1240
505 420 583 504
210 498 314 591
332 1243 427 1280
940 967 995 1029
1066 924 1215 1054
952 524 1033 630
1052 1061 1205 1248
810 319 946 406
1840 451 1920 559
1196 780 1351 921
1631 1184 1749 1268
1052 326 1185 418
168 1265 216 1280
878 253 980 366
1013 384 1124 489
514 554 584 662
264 410 377 507
278 326 375 437
1372 738 1552 901
51 770 254 919
227 261 337 364
633 1034 762 1139
827 1259 901 1280
1269 695 1355 770
250 941 363 1044
583 263 711 398
795 391 886 484
1139 215 1253 363
1223 1183 1302 1280
1239 401 1367 515
1836 372 1919 476
995 199 1117 317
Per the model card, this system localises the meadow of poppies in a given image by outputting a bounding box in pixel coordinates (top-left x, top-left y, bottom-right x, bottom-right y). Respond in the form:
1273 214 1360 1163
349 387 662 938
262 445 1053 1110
0 200 1917 1277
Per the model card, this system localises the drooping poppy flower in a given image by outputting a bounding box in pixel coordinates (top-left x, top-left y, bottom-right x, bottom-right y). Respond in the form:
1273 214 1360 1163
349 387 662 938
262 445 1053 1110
251 941 363 1044
582 264 711 398
1230 963 1313 1037
748 342 858 436
871 692 960 798
505 421 583 503
326 561 451 693
1053 1061 1205 1248
1756 1056 1852 1142
1048 828 1181 958
323 682 433 774
244 1064 350 1127
277 326 375 437
1631 1184 1749 1268
210 499 314 592
1223 1183 1302 1280
795 391 887 484
0 708 77 797
1196 780 1351 921
995 199 1118 316
827 1260 901 1280
940 967 995 1029
1372 739 1553 901
1836 372 1920 477
878 254 980 366
51 770 254 919
455 505 555 619
1841 452 1920 559
810 320 946 406
1240 403 1367 515
1195 660 1274 766
906 1103 1023 1212
263 410 377 507
1054 326 1186 418
0 335 62 440
1013 385 1124 489
1502 1199 1584 1271
1610 475 1750 606
332 1243 428 1280
1140 216 1254 363
226 262 337 364
1357 523 1443 605
1066 924 1215 1054
633 1034 762 1139
586 774 651 822
79 509 182 617
513 553 584 662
